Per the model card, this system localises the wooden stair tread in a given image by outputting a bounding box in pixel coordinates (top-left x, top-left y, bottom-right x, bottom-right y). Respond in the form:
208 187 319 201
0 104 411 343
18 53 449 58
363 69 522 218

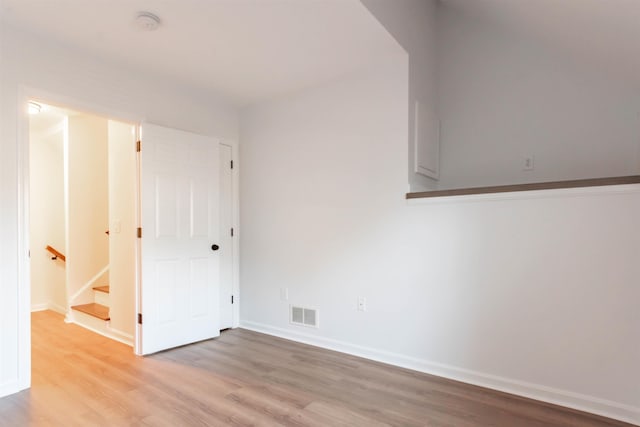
71 303 110 321
93 285 110 294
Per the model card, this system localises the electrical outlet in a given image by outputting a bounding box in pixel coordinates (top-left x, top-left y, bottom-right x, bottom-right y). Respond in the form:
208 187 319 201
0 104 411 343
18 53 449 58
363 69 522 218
523 155 534 171
280 287 289 302
357 296 367 312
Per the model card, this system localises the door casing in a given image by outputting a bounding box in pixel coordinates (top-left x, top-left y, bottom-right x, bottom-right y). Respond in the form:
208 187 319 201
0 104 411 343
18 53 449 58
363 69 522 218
16 86 240 388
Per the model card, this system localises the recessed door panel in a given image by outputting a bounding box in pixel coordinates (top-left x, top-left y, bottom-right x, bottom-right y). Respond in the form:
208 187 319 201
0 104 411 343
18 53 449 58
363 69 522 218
155 175 178 238
156 260 178 324
189 258 210 318
190 178 209 238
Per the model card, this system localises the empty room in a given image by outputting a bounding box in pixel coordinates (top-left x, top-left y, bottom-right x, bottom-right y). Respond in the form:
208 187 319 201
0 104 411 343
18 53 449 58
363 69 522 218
0 1 638 426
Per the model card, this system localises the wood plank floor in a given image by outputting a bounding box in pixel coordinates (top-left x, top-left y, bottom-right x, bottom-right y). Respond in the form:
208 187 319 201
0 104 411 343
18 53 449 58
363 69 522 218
0 311 632 427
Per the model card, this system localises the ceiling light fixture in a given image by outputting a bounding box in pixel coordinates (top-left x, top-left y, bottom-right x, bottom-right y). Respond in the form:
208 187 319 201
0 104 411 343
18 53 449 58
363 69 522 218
135 12 161 31
28 101 42 115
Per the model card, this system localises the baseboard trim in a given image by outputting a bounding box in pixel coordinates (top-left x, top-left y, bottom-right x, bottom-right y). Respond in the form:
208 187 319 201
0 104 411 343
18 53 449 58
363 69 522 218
240 320 640 426
31 302 67 315
49 303 66 315
0 380 23 399
107 327 134 345
30 303 49 312
70 316 134 347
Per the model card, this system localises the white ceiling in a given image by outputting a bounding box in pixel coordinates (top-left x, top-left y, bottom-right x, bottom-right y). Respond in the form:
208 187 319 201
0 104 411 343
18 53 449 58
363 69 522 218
441 0 640 87
0 0 403 106
9 1 635 108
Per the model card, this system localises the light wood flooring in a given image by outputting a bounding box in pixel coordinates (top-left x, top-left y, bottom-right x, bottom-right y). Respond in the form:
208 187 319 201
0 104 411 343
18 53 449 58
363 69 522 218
0 311 633 426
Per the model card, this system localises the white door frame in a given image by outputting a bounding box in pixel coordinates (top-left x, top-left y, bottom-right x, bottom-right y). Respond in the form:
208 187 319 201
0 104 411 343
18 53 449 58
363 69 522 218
15 85 240 387
16 85 144 392
229 140 240 329
221 139 240 330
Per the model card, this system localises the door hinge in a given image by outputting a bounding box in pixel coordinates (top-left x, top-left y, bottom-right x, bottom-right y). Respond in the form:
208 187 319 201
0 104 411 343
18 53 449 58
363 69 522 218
231 227 234 237
230 160 234 169
136 140 141 152
138 313 142 324
137 227 142 238
231 295 234 304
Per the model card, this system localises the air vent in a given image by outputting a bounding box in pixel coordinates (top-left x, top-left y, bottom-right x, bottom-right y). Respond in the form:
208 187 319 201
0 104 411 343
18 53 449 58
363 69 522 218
290 305 318 328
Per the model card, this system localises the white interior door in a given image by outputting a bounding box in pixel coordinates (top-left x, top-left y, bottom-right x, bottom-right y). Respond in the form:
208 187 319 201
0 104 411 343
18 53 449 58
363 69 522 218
219 144 233 329
139 123 220 355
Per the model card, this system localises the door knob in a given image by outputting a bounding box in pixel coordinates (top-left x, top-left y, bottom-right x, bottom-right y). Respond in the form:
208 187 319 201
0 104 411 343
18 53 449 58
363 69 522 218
211 244 220 251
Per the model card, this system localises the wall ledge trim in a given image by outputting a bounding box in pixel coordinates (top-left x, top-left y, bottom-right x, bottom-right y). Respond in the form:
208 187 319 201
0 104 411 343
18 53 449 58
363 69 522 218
240 320 640 426
407 175 640 201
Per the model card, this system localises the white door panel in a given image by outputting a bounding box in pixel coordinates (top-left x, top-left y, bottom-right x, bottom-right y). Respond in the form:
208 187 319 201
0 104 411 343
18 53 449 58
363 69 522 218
140 123 220 355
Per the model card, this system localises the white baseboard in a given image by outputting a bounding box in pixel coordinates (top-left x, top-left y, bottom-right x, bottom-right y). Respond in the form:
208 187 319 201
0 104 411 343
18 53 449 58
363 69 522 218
107 327 134 346
71 311 133 347
49 302 67 315
240 320 640 426
30 303 49 312
31 302 67 315
0 380 23 399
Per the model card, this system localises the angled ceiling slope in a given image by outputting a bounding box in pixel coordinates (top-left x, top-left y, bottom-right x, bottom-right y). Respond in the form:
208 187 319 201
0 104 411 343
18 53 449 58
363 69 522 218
0 0 404 106
441 0 640 87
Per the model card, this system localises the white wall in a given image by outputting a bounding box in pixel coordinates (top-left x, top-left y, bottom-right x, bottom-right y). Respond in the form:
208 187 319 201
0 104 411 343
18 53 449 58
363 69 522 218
360 0 439 192
0 25 239 396
66 114 109 306
29 127 66 313
437 5 640 189
239 57 640 424
107 120 137 339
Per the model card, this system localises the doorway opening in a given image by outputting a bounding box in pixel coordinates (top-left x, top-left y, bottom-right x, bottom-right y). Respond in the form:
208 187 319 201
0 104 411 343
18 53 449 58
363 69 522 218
28 101 138 345
26 97 237 358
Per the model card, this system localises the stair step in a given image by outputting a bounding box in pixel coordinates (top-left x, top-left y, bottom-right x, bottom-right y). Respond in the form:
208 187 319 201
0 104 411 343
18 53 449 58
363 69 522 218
71 303 110 321
94 290 110 307
93 285 110 294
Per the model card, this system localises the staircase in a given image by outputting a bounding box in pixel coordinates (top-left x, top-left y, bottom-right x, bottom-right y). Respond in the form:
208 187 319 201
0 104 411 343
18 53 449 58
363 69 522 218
51 247 131 345
71 286 110 321
68 284 132 346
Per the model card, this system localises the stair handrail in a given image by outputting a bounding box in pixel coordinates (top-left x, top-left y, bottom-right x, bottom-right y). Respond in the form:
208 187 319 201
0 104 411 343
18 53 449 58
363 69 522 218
45 245 66 262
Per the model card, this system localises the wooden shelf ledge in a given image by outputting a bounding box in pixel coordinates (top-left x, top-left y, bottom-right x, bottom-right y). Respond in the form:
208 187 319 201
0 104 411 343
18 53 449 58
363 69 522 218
406 175 640 200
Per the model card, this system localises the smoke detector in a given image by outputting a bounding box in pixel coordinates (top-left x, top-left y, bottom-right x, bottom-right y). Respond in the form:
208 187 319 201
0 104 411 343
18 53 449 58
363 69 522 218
135 12 161 31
